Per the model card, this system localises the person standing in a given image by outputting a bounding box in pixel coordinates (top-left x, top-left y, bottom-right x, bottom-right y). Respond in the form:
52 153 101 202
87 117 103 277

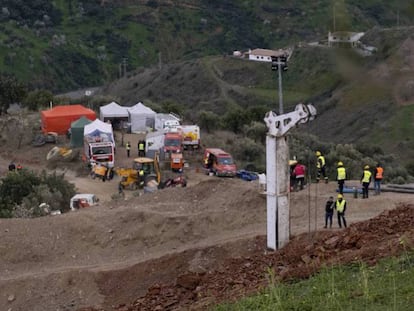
293 161 306 191
324 196 335 228
138 140 146 157
126 141 131 158
315 151 328 183
335 194 347 228
336 161 346 194
361 165 372 199
374 163 384 195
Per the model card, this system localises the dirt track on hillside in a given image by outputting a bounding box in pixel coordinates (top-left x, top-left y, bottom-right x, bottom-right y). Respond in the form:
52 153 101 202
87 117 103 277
0 135 413 311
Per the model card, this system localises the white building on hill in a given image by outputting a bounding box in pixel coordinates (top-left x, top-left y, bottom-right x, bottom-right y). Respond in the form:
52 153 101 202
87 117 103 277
247 48 286 62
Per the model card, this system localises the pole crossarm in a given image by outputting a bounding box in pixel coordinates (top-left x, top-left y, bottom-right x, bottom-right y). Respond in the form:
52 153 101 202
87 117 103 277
264 103 317 137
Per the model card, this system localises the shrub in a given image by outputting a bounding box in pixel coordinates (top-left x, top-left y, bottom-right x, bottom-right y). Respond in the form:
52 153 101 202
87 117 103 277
0 169 76 218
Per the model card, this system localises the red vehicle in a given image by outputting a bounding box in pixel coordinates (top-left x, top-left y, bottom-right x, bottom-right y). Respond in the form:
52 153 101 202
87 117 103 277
164 132 182 154
203 148 236 177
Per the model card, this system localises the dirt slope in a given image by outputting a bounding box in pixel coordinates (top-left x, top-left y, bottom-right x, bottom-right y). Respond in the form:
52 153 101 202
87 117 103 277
0 129 413 311
1 171 413 311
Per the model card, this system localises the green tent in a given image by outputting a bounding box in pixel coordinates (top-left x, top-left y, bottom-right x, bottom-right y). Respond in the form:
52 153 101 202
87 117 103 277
70 116 92 147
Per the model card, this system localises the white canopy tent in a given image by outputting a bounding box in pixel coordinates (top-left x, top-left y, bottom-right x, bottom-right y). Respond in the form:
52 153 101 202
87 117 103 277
128 102 156 133
99 102 128 120
99 102 129 129
84 119 115 146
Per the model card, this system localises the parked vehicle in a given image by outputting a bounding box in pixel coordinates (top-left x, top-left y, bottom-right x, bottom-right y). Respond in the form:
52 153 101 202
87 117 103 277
170 152 184 172
116 155 161 190
70 194 99 210
203 148 237 177
164 131 182 154
154 113 180 131
83 139 115 168
180 125 200 150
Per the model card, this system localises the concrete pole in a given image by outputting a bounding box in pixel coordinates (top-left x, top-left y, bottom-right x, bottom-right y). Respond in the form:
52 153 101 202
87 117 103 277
266 130 290 250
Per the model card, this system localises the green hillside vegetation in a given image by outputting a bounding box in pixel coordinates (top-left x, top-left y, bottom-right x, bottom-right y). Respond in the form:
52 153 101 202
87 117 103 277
1 0 413 92
216 251 414 311
1 1 414 177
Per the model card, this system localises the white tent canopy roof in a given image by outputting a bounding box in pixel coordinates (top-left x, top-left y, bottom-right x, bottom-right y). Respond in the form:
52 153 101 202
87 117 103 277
84 119 115 145
127 102 156 115
127 102 156 133
99 101 129 119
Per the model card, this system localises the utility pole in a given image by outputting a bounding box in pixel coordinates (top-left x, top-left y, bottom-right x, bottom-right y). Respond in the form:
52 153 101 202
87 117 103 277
264 104 317 250
333 3 336 32
271 54 288 114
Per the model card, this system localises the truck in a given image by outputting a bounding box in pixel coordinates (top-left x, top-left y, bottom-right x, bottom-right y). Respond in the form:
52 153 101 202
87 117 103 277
203 148 237 177
83 138 115 168
154 113 181 131
164 130 183 154
180 125 201 150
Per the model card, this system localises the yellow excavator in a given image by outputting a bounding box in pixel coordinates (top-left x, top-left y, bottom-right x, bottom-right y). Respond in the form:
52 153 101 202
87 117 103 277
115 155 161 190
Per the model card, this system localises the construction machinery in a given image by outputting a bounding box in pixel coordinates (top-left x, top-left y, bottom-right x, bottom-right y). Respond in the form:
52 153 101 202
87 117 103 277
170 152 184 172
115 155 161 190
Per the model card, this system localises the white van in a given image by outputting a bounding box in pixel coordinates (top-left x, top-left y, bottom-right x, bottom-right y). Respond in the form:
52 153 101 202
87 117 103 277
70 194 99 210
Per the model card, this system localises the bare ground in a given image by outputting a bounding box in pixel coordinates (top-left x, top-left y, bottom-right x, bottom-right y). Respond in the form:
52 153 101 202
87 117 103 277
0 132 413 311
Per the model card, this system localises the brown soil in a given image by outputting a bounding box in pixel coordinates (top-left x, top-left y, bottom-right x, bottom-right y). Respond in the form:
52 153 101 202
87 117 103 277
0 130 413 311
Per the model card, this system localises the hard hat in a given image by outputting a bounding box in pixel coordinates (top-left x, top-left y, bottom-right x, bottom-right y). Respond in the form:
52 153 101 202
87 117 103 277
364 165 370 170
337 161 343 166
337 194 343 199
315 151 321 156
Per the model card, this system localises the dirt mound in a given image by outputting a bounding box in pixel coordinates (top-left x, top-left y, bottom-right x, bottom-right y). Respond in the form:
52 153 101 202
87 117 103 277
1 161 413 311
97 204 414 311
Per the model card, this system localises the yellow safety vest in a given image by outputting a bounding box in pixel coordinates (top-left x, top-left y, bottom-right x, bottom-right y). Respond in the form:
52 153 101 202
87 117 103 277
336 199 346 213
139 170 144 176
139 143 145 151
126 143 131 150
337 167 346 180
362 170 372 183
317 155 325 168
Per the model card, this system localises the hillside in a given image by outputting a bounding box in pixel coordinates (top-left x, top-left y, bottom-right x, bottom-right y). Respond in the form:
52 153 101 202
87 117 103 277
95 26 414 172
1 0 413 92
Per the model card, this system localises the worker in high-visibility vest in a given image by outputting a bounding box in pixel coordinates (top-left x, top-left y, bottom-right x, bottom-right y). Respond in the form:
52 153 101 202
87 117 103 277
126 141 131 158
336 161 346 194
138 140 146 157
138 169 145 187
360 165 372 199
374 163 384 195
335 194 347 228
315 151 328 183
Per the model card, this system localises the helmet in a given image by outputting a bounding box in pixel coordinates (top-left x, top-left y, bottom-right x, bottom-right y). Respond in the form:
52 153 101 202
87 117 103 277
337 194 343 199
364 165 370 170
315 151 321 156
337 161 343 166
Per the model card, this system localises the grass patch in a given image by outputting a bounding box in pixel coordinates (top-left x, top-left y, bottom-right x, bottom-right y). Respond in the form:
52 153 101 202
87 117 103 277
215 251 414 311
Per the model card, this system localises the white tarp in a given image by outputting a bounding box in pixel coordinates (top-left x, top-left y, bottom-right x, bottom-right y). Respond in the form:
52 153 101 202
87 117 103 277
99 101 128 120
128 102 156 133
84 119 115 145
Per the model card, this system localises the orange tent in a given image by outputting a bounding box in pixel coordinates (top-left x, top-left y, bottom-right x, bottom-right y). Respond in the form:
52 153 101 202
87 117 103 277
41 105 96 134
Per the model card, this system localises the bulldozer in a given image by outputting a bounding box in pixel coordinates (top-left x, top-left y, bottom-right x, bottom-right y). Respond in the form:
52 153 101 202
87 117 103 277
115 155 161 190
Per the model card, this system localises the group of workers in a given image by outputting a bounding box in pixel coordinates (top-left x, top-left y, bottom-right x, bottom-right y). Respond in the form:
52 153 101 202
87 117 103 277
126 140 146 158
315 150 384 229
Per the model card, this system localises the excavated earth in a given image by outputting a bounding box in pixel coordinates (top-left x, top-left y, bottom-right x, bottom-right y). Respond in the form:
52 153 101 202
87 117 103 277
0 134 413 311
